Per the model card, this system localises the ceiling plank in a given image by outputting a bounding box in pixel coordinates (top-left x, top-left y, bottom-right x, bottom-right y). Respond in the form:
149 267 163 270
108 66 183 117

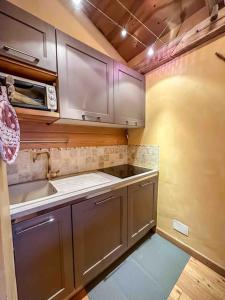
82 0 206 61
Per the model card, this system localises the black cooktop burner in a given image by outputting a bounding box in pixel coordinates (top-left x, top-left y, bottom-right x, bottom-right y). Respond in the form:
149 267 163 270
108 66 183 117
99 164 151 179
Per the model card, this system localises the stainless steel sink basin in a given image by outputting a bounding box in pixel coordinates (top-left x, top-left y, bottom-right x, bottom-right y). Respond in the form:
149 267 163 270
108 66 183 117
9 180 57 205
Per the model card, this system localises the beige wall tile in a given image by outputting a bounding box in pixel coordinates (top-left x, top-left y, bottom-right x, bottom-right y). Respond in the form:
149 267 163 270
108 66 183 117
7 145 158 185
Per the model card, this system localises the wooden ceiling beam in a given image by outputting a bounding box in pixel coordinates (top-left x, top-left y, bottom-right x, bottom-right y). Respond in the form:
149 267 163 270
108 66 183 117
82 0 206 61
128 7 225 74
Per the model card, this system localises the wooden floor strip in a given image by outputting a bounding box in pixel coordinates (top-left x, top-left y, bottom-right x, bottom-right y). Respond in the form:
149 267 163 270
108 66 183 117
168 257 225 300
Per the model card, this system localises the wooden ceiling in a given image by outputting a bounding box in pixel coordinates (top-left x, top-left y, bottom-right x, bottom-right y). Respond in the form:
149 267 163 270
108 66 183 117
82 0 208 62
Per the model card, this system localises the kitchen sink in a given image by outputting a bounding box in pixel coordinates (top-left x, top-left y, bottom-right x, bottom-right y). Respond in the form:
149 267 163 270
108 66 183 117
9 180 57 206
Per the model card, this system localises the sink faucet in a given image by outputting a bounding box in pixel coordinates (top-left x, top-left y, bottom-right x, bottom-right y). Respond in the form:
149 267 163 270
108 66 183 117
33 151 60 180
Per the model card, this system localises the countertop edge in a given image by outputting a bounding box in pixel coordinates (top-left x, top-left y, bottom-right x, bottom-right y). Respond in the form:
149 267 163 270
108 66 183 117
10 170 159 221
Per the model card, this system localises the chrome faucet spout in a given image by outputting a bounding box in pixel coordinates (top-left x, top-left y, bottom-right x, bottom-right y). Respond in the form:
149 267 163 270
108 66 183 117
32 151 60 180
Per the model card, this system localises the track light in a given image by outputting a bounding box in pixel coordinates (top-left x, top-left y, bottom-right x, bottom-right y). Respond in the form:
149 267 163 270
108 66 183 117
121 28 127 38
147 47 154 57
73 0 82 8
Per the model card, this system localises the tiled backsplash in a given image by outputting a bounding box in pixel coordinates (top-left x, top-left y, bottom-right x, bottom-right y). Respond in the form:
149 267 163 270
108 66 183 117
7 145 159 185
128 145 160 170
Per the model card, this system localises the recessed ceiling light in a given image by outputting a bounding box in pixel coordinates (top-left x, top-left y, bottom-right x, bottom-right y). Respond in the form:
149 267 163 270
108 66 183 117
147 47 154 57
121 28 127 38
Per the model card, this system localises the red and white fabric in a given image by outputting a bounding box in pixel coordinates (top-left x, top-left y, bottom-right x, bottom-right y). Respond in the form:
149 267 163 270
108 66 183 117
0 85 20 164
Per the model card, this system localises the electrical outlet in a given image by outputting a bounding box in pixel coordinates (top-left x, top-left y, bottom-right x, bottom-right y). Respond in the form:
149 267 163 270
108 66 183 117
172 219 189 236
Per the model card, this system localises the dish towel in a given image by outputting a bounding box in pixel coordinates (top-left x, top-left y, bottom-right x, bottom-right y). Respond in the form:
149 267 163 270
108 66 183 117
0 85 20 164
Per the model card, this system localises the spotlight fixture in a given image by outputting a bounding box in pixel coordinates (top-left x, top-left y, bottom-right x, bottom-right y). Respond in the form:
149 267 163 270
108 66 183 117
73 0 82 8
147 47 154 57
121 28 127 38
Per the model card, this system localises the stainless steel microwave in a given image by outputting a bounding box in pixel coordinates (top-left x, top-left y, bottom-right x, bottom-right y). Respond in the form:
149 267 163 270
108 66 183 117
0 72 57 111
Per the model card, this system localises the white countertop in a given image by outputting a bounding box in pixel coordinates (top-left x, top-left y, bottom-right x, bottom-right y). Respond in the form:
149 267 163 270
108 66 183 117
10 169 158 220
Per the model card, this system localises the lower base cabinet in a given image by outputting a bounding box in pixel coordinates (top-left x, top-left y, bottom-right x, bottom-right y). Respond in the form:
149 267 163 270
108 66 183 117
128 177 158 247
13 206 74 300
12 175 158 299
72 188 128 288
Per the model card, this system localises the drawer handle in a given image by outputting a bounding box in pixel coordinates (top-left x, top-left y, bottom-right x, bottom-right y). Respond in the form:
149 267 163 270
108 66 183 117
140 182 152 187
95 195 116 206
132 121 138 126
3 45 40 63
15 217 55 235
125 120 138 126
82 114 101 121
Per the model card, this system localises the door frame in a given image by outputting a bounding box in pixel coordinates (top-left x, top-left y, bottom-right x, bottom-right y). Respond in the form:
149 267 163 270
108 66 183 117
0 159 18 300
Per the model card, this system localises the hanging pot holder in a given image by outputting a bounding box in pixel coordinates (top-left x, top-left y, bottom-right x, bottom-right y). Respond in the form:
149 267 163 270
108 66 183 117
0 85 20 164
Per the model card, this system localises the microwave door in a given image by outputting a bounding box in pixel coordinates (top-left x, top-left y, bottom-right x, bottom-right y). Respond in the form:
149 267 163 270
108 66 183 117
12 79 48 110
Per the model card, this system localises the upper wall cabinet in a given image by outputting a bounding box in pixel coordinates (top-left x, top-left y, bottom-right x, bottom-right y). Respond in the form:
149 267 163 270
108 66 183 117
114 63 145 127
0 0 57 73
57 30 114 123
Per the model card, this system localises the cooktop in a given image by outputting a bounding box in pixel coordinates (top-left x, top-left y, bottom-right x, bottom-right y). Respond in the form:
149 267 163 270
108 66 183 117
99 164 152 179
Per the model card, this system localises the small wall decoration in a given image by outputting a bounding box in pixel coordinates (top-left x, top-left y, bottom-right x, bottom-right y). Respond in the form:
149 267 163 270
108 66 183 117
0 85 20 164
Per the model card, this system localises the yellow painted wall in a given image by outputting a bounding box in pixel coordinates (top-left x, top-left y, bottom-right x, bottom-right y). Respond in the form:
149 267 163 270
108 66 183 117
129 35 225 268
8 0 124 63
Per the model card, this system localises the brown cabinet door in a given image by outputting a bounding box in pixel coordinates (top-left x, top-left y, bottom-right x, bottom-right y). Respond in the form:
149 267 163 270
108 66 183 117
72 188 127 288
114 62 145 127
13 206 74 300
0 0 56 72
57 30 114 123
128 177 158 247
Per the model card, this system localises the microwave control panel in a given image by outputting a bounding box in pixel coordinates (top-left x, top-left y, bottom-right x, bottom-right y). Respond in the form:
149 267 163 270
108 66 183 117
46 85 57 111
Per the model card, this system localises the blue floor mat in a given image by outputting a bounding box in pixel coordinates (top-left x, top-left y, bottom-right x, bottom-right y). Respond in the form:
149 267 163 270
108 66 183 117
89 234 190 300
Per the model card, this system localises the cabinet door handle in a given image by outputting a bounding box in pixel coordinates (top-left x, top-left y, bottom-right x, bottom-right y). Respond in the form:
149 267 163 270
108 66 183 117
3 45 40 63
125 120 138 126
140 182 152 187
131 121 138 126
15 217 55 235
82 114 101 121
95 195 116 206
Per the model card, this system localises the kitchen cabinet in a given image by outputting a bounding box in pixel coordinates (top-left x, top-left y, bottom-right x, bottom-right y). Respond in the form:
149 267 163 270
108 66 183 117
57 30 114 123
0 1 146 126
114 62 145 127
14 107 59 123
12 175 158 298
128 177 158 247
0 0 57 73
13 206 74 300
72 188 127 287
